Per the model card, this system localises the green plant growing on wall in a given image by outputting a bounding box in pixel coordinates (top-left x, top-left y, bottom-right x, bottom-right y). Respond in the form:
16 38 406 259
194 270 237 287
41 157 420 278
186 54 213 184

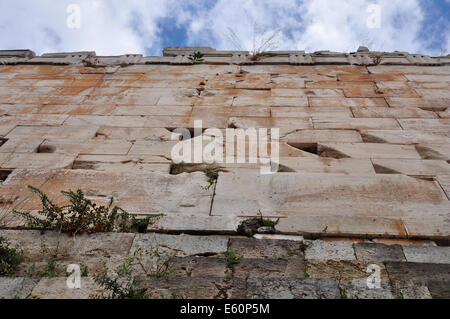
0 236 24 276
13 186 160 236
224 249 242 267
92 247 175 299
187 51 205 62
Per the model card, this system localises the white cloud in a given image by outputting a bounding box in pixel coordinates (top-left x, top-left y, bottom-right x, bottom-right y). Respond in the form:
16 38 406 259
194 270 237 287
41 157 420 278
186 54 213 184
0 0 446 56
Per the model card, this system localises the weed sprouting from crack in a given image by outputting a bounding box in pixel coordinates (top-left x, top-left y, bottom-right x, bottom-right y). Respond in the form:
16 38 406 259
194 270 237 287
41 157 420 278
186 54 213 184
224 249 242 267
201 166 220 191
187 52 205 63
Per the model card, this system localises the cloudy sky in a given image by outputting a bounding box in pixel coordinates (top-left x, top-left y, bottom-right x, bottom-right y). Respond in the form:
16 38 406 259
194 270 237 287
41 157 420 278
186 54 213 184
0 0 449 56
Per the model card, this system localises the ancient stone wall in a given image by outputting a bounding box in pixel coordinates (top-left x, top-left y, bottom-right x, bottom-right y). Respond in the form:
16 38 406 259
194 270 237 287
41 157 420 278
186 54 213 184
0 47 449 299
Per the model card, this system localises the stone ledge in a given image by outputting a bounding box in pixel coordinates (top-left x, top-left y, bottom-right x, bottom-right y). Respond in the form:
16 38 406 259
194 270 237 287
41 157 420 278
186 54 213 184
1 47 448 66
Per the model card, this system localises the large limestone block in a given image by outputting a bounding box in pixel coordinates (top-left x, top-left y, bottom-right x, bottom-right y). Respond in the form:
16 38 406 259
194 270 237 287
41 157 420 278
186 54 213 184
0 278 39 299
402 246 450 264
246 277 341 299
398 119 450 132
276 215 408 238
372 159 450 176
0 153 75 169
31 170 214 215
212 173 450 220
281 129 362 144
131 233 228 257
113 105 192 116
360 130 450 144
232 96 308 107
271 88 343 97
39 140 132 155
415 143 450 160
313 118 401 130
5 125 98 141
37 104 115 115
368 65 450 75
271 106 352 118
94 127 175 142
0 114 69 126
309 97 388 107
228 117 312 130
147 214 242 234
30 278 103 299
437 175 450 200
351 106 437 118
318 142 421 159
73 154 170 173
385 97 449 111
276 158 375 174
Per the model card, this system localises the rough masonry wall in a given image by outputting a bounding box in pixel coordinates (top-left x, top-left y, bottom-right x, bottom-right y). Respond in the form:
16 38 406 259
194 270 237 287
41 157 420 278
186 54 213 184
0 53 449 240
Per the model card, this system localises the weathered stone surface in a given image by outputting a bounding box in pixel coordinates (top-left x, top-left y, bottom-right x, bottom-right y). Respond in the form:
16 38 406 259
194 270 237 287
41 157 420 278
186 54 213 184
351 106 437 118
131 233 228 257
170 257 228 278
148 214 241 234
39 140 132 155
402 245 450 264
276 158 375 174
0 153 75 169
306 260 381 283
398 119 450 132
437 175 450 200
94 127 176 142
139 277 244 299
246 277 341 299
361 130 450 145
372 159 450 176
229 237 303 259
0 230 134 264
353 243 406 263
212 173 450 221
277 215 407 238
30 278 104 299
318 142 421 159
0 278 39 299
416 143 450 160
427 281 450 299
73 155 170 173
5 125 99 141
398 284 432 299
313 118 401 130
385 262 450 285
309 97 388 108
341 279 394 299
305 240 355 261
233 258 305 279
9 170 213 214
281 129 362 144
253 234 304 241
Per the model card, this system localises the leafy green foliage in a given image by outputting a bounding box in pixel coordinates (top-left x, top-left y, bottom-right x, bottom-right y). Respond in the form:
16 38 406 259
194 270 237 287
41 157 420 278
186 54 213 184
0 236 24 275
92 247 174 299
258 210 279 228
224 249 242 267
201 166 219 191
187 51 205 62
13 186 159 236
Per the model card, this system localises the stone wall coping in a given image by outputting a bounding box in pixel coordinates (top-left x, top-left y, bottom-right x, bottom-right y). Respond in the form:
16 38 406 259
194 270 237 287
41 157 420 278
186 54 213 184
1 47 449 66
